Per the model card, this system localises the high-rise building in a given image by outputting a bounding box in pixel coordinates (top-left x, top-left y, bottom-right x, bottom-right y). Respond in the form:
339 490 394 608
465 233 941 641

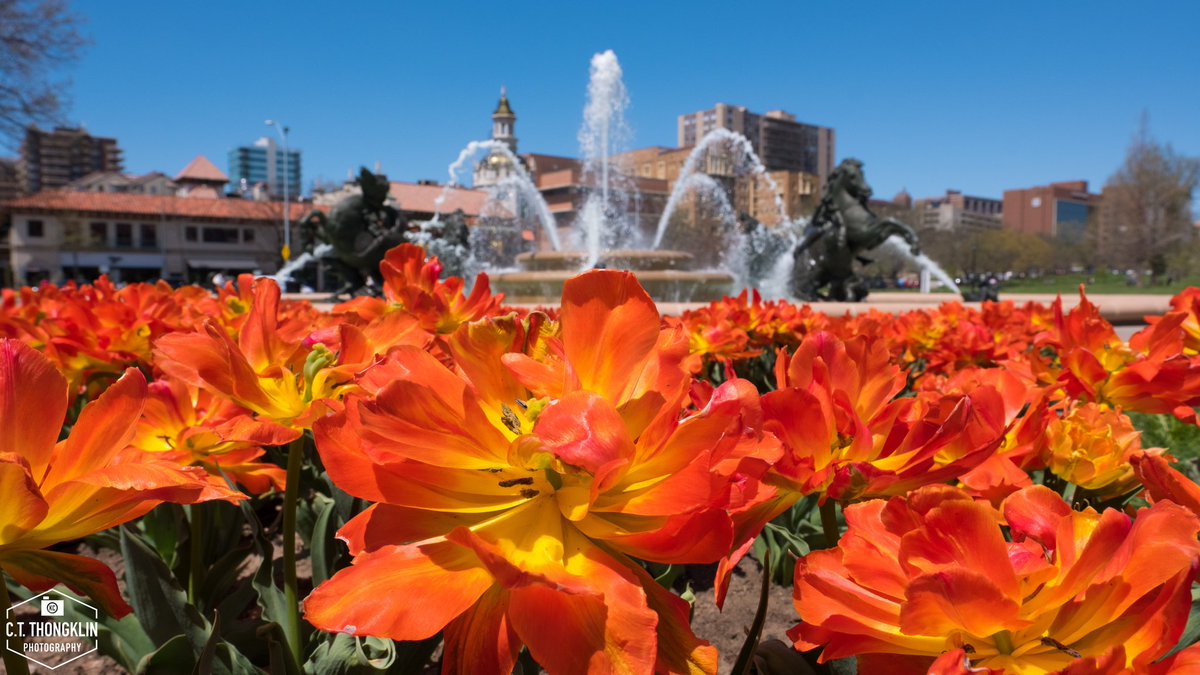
17 126 124 195
227 137 301 198
677 104 835 185
0 158 19 203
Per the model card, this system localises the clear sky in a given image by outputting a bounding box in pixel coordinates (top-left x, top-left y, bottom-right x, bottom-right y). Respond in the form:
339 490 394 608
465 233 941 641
55 0 1200 201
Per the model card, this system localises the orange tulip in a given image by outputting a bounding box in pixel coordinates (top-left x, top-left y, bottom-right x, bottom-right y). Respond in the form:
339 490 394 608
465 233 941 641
1042 403 1162 498
305 271 774 675
130 378 295 494
1147 287 1200 356
1132 452 1200 517
335 244 503 335
1051 290 1200 424
792 485 1200 674
762 332 1005 503
155 276 361 429
0 340 242 617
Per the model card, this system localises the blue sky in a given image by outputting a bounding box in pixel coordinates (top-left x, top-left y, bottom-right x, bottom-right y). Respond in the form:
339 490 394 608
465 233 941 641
56 0 1200 201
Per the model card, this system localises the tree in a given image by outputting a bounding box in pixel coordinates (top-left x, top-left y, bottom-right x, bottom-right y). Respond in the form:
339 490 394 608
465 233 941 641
0 0 87 148
1094 118 1199 277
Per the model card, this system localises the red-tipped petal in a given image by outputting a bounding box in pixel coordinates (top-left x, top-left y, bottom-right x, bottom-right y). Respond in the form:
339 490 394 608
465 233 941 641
0 340 68 481
1 549 132 619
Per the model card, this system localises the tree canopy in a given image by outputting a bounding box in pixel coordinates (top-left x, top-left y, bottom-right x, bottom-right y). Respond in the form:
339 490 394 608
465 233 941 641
0 0 87 148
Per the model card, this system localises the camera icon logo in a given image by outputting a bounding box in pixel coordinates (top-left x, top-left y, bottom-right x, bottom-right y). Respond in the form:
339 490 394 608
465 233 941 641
41 597 64 617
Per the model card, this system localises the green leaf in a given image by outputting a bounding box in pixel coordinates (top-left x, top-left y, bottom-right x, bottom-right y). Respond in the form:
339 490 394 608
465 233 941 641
309 494 340 587
1168 588 1200 657
140 504 184 571
56 590 157 672
204 544 258 620
119 525 209 653
237 498 304 673
136 634 197 675
1130 411 1200 477
828 656 858 675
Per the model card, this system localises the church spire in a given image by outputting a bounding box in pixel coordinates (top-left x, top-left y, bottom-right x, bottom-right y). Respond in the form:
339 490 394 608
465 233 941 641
491 86 516 153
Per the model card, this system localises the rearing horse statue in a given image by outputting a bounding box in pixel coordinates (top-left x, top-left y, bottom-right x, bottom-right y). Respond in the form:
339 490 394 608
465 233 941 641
790 158 921 301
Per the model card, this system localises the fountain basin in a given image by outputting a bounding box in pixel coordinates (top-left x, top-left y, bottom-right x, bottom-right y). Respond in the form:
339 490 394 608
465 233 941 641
516 249 693 272
493 249 734 303
494 270 735 304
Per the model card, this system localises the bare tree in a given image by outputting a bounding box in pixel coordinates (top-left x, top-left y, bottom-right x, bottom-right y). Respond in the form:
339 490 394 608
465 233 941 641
1095 117 1199 278
0 0 87 148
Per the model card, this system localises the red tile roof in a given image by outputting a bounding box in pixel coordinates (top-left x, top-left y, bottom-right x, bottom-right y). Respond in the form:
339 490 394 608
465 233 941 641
388 182 487 217
175 155 228 183
3 191 323 222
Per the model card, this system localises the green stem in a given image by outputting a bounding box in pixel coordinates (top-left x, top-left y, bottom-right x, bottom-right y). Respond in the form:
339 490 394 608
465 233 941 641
0 567 33 675
282 434 305 665
992 630 1015 655
189 504 204 606
1061 482 1077 508
819 499 840 549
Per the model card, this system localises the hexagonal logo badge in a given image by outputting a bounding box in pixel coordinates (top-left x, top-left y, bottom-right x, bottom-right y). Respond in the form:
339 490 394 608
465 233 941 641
4 590 100 670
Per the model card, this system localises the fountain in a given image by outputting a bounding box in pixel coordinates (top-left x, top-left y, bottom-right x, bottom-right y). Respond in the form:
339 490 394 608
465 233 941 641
487 50 739 304
433 139 561 251
449 51 957 305
653 128 787 249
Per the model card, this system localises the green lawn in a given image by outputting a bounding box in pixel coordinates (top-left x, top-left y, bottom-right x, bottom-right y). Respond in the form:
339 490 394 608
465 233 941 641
999 273 1200 295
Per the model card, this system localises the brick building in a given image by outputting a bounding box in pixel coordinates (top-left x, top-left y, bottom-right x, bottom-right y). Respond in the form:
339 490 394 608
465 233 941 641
1002 181 1100 241
677 104 835 186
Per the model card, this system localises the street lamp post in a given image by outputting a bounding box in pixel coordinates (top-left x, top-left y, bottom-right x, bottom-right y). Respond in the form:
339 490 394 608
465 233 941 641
265 119 291 262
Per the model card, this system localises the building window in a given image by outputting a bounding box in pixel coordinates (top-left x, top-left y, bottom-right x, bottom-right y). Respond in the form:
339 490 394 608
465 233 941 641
89 222 108 247
27 220 43 238
140 224 157 248
202 227 240 243
185 226 198 242
115 222 133 247
242 228 255 243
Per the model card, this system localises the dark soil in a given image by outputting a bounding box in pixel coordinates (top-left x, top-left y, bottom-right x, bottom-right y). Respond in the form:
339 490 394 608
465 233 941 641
687 556 800 673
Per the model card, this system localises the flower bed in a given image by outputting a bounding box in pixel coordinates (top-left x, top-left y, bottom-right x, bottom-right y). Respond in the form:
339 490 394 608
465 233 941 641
2 243 1200 675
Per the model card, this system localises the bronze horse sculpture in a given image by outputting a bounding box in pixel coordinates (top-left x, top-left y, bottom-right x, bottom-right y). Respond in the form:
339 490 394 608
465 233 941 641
299 169 408 298
790 158 921 301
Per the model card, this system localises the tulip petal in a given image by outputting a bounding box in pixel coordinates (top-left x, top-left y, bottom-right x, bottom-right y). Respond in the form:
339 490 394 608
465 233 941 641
899 569 1023 637
338 503 491 556
534 391 634 479
560 270 661 405
630 561 718 675
0 456 48 546
441 586 520 675
42 367 147 489
1133 453 1200 517
0 339 68 481
1 549 131 619
237 278 296 372
303 540 492 641
448 511 659 675
1003 484 1073 551
509 581 657 675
